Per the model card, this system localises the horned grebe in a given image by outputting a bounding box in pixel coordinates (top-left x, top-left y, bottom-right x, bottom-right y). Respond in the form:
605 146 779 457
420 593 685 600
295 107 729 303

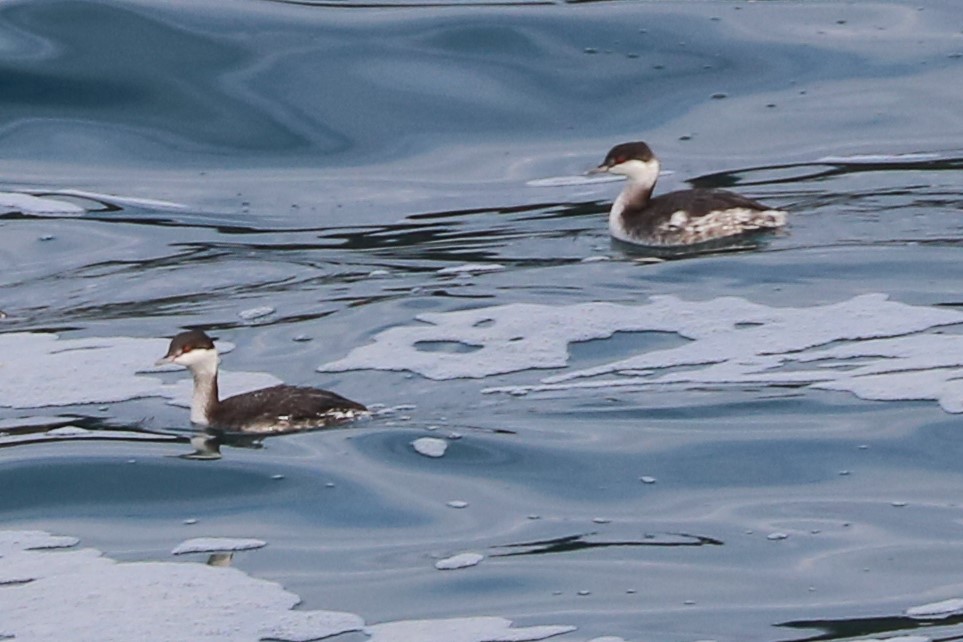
156 329 367 433
591 141 787 247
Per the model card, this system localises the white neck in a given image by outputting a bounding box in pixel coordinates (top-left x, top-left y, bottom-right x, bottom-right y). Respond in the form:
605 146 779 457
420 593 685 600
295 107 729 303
608 159 660 241
181 349 219 425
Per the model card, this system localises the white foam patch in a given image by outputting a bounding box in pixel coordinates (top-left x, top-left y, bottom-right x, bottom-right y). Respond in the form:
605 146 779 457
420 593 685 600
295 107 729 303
365 617 576 642
0 530 364 641
412 437 448 458
1 530 577 642
0 191 85 215
0 333 281 410
319 294 963 412
907 597 963 619
435 552 484 570
171 537 267 556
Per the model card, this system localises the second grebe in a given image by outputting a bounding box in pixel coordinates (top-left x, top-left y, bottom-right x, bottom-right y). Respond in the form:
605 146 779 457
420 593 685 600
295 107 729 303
591 141 787 247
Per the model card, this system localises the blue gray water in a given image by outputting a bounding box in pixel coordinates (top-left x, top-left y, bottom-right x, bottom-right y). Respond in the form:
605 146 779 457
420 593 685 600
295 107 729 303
2 0 963 640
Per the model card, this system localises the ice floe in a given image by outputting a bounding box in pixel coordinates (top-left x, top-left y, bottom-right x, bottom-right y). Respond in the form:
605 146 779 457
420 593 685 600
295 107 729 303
365 617 575 642
0 530 576 642
0 333 280 410
320 294 963 413
171 537 267 556
0 530 364 641
437 263 505 276
412 437 448 458
238 305 276 321
526 174 624 187
906 597 963 619
434 552 484 570
0 191 85 215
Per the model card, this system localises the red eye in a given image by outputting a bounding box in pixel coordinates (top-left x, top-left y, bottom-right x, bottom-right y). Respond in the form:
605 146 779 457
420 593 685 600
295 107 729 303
182 346 193 353
615 156 626 164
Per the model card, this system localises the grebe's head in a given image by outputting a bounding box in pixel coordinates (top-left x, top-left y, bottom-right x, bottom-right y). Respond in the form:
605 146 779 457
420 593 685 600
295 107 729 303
590 141 661 187
156 329 218 369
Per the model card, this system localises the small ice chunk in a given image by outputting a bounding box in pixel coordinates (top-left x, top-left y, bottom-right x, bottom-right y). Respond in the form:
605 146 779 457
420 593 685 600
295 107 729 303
589 637 628 642
767 532 789 541
592 517 611 524
412 437 447 458
437 263 505 276
238 306 275 321
447 500 469 509
183 519 198 525
639 476 657 484
907 597 963 619
171 537 266 555
435 552 484 570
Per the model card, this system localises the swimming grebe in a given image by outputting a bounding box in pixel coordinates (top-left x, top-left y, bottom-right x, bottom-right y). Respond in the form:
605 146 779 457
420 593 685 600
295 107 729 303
156 329 367 433
591 141 787 246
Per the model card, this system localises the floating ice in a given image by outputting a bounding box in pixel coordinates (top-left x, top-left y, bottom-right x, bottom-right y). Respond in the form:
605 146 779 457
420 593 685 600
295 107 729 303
412 437 448 458
526 174 623 187
817 153 940 163
365 617 576 642
1 530 579 642
171 537 267 556
45 426 90 437
434 552 484 570
0 333 281 410
320 294 963 413
238 306 276 321
437 263 505 276
447 500 469 509
45 188 188 211
0 191 85 215
907 597 963 619
0 530 364 641
0 416 77 430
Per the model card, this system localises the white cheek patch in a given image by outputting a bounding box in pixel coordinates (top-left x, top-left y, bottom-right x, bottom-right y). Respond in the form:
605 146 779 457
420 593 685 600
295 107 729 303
175 348 217 368
611 159 660 189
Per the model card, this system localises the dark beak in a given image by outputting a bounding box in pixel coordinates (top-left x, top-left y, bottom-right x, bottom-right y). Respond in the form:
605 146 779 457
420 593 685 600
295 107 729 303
155 352 177 367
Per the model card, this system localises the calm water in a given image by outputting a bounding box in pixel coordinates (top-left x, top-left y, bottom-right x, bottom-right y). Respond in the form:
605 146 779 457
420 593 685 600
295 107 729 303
3 0 963 640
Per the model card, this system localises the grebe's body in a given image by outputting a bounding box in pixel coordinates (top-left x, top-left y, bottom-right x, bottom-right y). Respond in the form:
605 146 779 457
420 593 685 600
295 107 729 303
592 142 787 247
157 330 367 433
